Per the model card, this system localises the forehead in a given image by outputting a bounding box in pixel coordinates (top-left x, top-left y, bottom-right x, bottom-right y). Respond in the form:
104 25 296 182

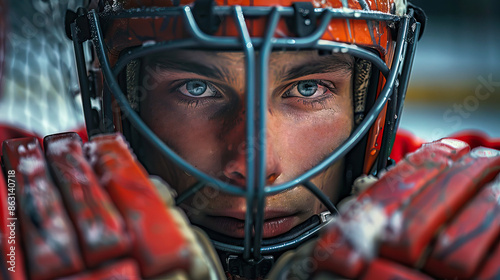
179 50 352 65
144 50 354 82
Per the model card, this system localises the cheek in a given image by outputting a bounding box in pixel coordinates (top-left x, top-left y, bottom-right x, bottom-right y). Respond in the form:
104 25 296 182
141 94 222 172
274 109 353 174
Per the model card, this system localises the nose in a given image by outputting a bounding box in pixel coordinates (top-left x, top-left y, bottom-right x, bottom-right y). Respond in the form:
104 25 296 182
222 117 282 188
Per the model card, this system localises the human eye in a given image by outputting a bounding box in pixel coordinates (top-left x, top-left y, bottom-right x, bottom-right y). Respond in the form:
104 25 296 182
177 79 220 98
282 80 336 99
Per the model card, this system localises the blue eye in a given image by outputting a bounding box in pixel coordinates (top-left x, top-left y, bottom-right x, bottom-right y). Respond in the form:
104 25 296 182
185 80 207 96
282 80 336 100
178 79 218 98
297 81 318 97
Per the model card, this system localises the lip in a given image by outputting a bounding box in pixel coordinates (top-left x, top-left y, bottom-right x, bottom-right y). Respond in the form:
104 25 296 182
201 210 301 238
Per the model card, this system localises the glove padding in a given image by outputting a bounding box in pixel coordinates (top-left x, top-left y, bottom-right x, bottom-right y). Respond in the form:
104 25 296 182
270 138 500 280
0 132 225 280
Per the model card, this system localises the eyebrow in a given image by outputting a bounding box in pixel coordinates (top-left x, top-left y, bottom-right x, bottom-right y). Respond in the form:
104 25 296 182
148 56 228 81
148 53 353 83
280 55 354 82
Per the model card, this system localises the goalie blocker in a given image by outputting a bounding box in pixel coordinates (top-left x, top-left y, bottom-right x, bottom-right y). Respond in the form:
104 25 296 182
269 138 500 280
0 132 225 280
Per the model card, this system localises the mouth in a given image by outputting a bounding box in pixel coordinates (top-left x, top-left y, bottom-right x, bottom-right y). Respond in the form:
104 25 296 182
201 210 301 239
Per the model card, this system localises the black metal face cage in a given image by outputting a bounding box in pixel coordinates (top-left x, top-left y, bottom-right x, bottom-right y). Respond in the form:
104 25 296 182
68 2 422 273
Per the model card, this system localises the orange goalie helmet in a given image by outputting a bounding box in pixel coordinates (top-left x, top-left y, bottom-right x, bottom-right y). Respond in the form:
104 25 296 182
67 0 425 277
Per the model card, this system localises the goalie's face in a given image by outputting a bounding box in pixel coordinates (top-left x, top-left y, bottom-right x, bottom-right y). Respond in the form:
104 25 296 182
140 49 354 238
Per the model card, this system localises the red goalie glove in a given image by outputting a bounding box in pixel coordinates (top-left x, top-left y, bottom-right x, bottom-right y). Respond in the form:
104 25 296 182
269 138 500 280
0 132 224 280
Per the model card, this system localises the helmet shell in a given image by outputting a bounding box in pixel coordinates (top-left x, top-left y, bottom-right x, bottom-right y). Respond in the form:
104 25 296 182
102 0 400 66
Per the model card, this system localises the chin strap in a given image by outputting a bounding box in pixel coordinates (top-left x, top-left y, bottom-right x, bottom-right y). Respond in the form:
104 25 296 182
225 255 274 280
217 211 334 279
